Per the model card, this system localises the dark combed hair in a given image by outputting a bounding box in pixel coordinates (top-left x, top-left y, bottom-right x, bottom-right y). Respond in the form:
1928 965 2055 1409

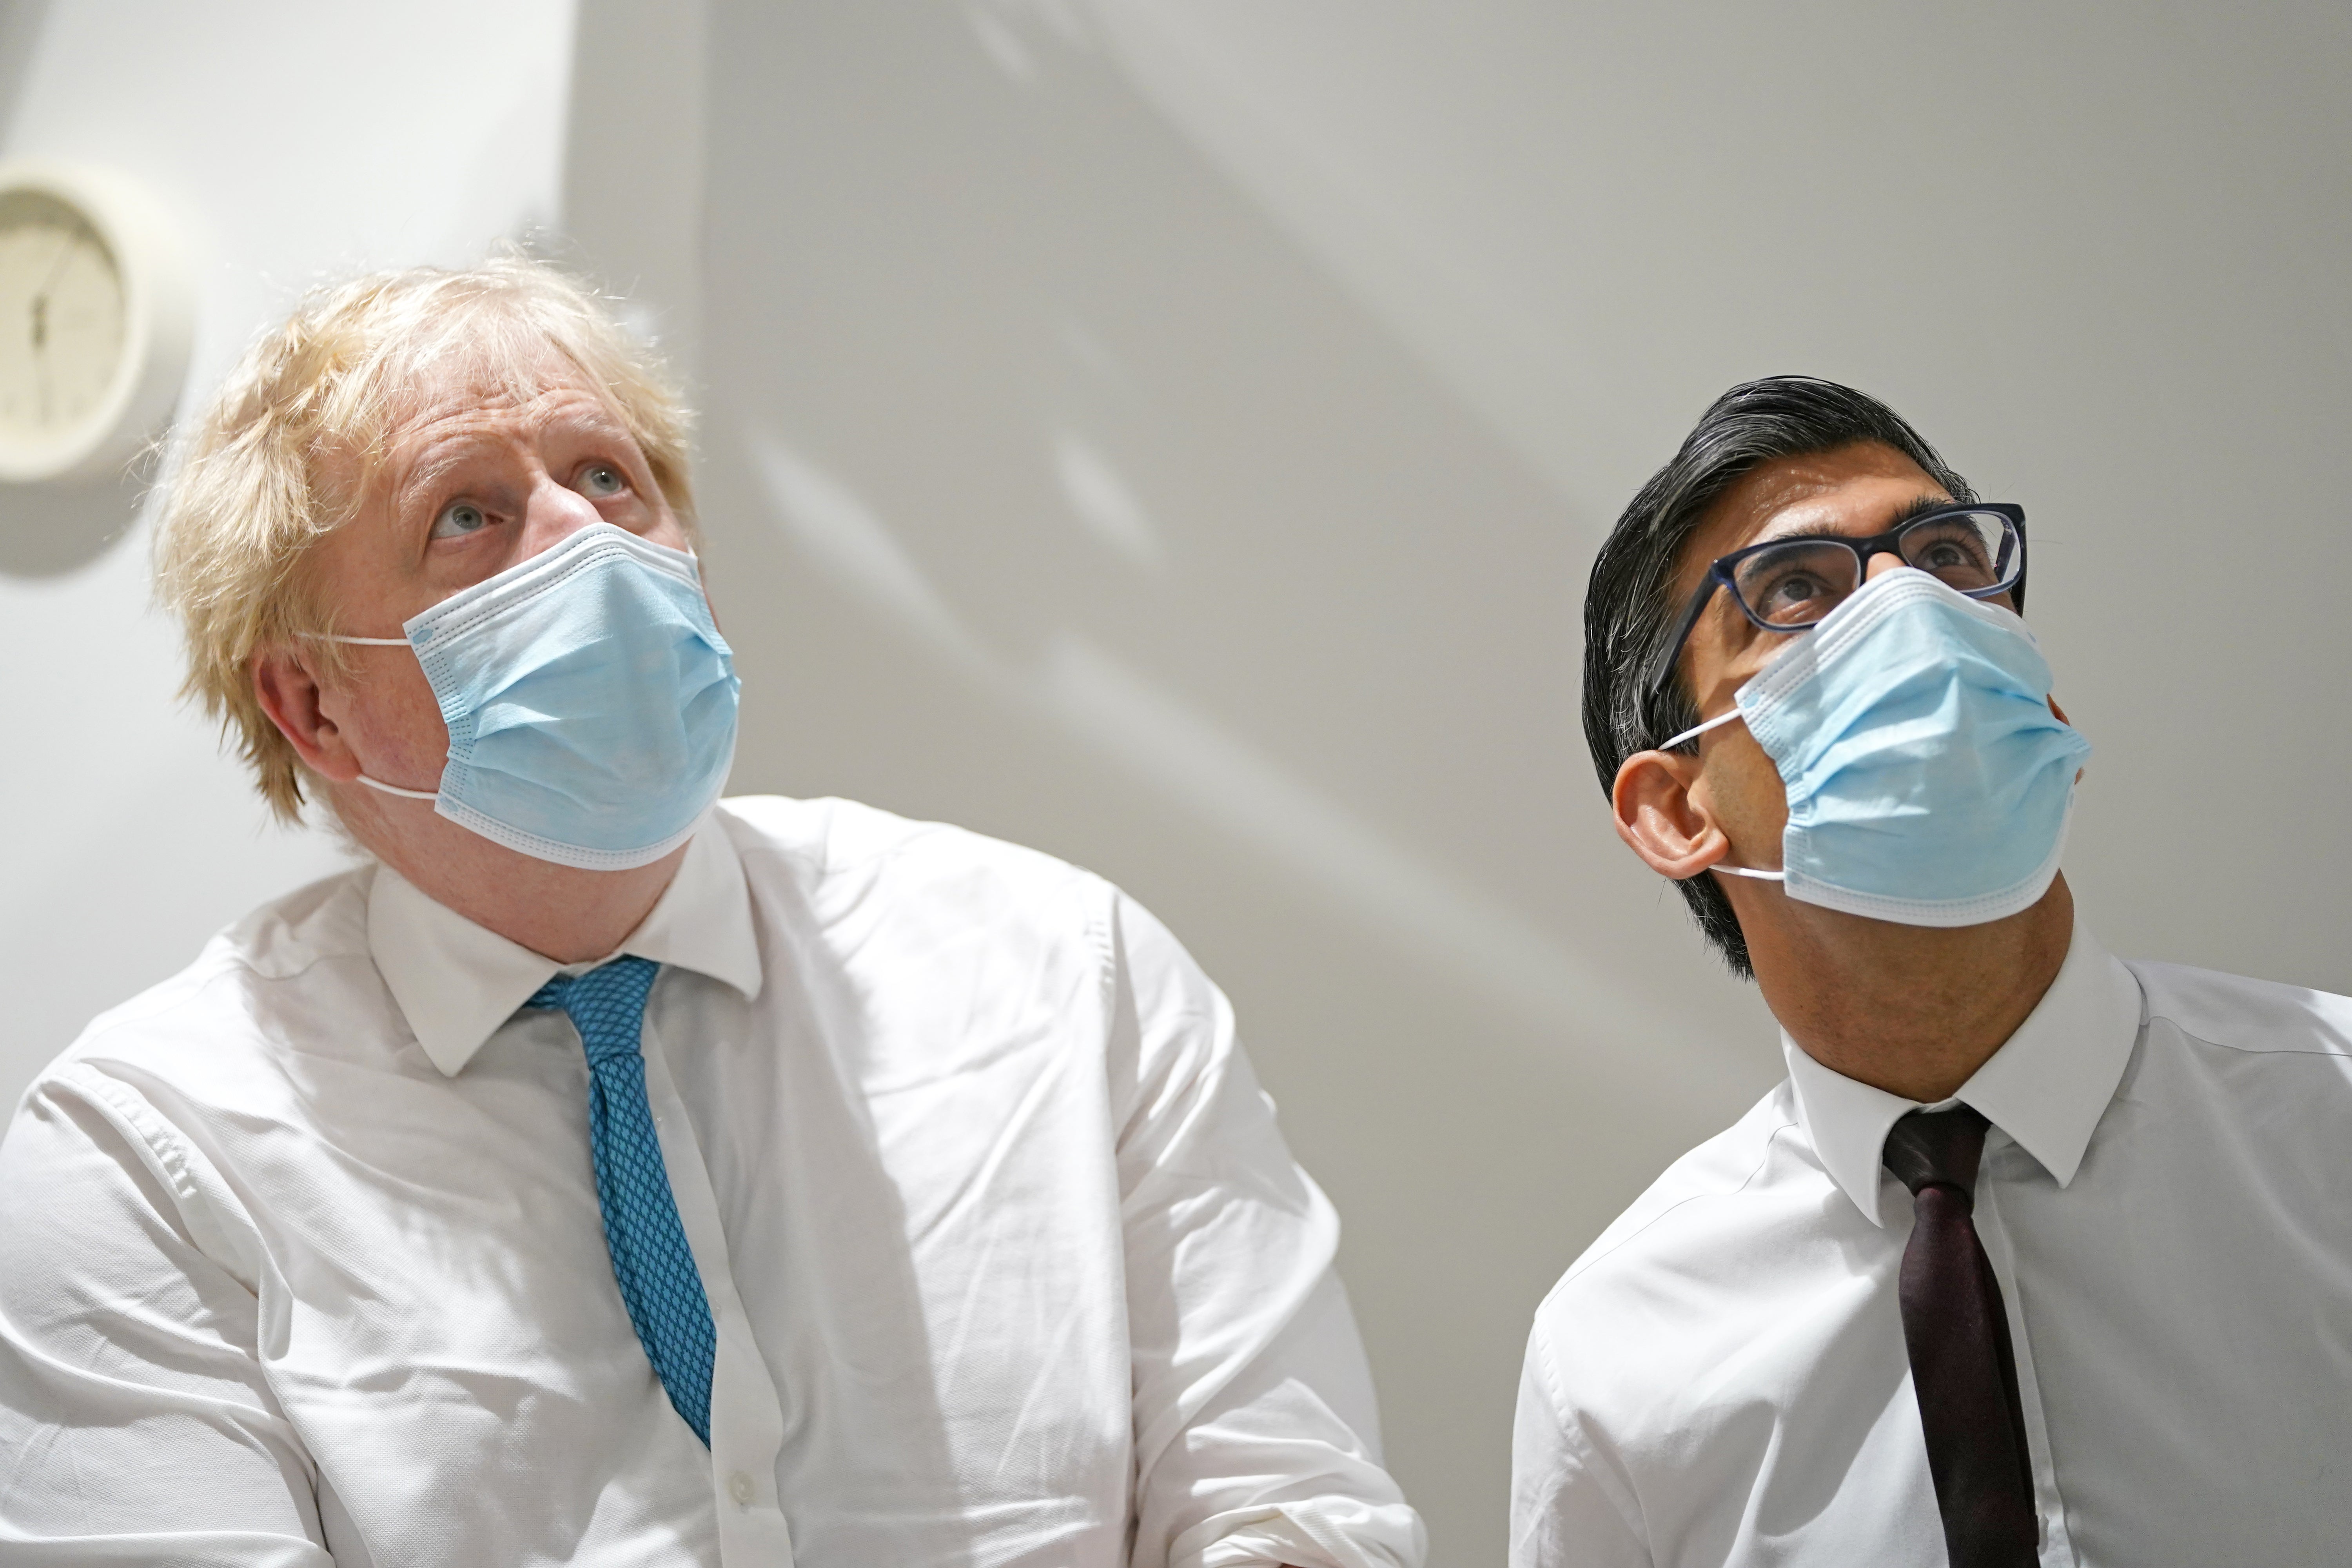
1581 376 1978 978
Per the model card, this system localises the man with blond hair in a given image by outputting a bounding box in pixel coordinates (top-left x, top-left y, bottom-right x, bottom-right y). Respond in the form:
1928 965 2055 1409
0 258 1423 1568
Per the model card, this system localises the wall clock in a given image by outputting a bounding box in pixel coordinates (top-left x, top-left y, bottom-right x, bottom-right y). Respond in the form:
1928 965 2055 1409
0 160 194 485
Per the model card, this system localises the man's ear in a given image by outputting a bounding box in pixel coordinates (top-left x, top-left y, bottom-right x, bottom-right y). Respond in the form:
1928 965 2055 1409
252 645 362 782
1611 748 1733 881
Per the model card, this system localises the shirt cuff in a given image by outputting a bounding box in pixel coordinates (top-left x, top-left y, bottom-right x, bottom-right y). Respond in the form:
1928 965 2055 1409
1169 1499 1428 1568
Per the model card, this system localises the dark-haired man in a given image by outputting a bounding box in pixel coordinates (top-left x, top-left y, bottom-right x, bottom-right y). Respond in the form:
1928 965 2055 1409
1510 377 2352 1568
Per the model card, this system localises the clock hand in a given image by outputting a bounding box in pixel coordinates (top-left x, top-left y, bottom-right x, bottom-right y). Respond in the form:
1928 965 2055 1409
34 309 53 423
35 228 76 295
30 231 71 423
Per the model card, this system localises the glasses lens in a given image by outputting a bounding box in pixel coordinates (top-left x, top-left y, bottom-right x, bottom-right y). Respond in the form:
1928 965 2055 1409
1730 539 1863 627
1899 510 2018 595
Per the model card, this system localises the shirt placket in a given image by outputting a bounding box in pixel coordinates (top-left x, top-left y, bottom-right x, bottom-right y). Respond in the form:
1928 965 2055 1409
638 1009 795 1568
1970 1138 2079 1568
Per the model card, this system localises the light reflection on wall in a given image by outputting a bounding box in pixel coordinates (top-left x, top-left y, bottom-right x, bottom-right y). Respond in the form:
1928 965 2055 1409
749 429 1734 1084
680 8 1782 1561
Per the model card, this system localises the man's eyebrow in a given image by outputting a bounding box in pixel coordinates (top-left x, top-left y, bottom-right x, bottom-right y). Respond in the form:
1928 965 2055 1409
384 397 636 518
1891 492 1959 525
389 442 479 515
540 394 632 439
1756 492 1958 544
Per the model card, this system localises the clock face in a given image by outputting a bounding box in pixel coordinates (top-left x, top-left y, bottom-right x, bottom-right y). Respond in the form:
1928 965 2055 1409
0 188 128 447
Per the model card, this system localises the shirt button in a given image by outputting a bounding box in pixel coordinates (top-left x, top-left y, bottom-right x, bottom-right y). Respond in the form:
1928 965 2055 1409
728 1471 754 1506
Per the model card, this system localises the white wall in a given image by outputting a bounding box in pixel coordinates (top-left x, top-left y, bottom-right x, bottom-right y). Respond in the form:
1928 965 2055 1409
7 5 2350 1565
0 0 575 1094
680 4 2352 1563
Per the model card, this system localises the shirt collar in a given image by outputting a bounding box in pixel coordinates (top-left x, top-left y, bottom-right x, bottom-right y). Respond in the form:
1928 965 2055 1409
1783 918 2144 1227
368 812 764 1077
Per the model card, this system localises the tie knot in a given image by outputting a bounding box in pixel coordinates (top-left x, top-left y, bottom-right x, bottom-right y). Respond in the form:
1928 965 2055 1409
524 956 661 1063
1882 1104 1992 1202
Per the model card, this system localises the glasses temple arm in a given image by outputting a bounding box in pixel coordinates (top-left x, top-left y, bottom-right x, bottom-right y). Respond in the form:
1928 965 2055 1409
1642 575 1720 705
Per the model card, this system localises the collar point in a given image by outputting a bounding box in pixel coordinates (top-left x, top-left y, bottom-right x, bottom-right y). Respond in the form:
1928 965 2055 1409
414 1034 486 1078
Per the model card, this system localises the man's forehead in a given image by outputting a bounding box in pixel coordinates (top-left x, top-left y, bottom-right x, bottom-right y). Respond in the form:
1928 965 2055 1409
383 353 614 445
359 364 621 491
1673 443 1948 590
310 354 624 520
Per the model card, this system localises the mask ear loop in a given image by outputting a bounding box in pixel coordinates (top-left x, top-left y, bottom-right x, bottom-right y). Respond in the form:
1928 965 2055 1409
352 775 439 800
1653 707 1788 882
307 634 439 799
1658 706 1742 752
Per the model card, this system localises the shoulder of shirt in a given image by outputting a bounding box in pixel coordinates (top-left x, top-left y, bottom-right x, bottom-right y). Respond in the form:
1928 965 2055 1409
713 793 1114 916
2122 954 2352 1061
1521 1080 1834 1432
23 861 378 1102
1533 1078 1812 1320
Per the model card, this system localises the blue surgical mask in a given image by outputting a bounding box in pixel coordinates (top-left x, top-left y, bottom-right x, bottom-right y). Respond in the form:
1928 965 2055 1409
336 524 740 870
1664 567 2091 927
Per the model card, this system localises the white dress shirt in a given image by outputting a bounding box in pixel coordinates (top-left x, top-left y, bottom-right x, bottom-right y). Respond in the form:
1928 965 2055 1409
0 797 1423 1568
1511 921 2352 1567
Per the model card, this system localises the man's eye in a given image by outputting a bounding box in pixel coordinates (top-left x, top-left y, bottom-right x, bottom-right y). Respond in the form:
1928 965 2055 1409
431 502 489 539
1760 574 1826 613
579 463 628 498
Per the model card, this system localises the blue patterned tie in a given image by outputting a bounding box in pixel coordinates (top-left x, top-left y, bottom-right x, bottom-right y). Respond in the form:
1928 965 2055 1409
526 956 717 1445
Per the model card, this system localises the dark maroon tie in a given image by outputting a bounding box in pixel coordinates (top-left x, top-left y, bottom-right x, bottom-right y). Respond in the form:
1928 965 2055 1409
1882 1106 2039 1568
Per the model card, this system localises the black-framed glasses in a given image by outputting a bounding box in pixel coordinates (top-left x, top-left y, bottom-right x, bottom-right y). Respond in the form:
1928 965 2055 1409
1644 503 2027 701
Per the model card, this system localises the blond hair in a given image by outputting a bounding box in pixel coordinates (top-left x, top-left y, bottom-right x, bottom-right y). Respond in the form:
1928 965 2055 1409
153 256 697 822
